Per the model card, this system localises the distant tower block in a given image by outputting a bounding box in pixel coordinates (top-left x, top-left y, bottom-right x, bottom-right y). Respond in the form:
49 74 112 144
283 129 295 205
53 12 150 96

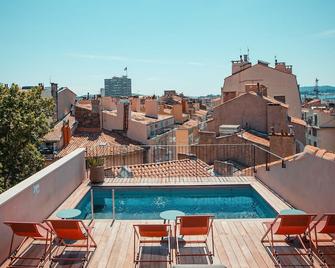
314 78 319 99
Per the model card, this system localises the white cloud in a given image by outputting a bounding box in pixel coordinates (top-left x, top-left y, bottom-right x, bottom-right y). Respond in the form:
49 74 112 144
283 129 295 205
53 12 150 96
66 53 206 66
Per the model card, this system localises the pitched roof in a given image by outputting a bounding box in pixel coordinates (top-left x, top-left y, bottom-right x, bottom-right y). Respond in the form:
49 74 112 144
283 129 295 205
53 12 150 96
237 131 270 147
56 130 142 158
216 91 288 110
180 119 199 129
291 117 307 127
224 62 295 81
43 114 76 142
105 158 212 178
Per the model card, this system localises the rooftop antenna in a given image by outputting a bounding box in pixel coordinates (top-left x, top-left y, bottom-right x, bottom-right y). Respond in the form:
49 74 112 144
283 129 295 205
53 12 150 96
247 47 250 61
314 78 319 99
124 66 128 77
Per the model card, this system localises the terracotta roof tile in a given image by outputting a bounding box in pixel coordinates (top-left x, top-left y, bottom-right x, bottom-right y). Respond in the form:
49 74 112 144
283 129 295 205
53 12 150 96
56 130 142 158
105 158 212 178
291 117 307 127
238 131 270 147
43 114 76 142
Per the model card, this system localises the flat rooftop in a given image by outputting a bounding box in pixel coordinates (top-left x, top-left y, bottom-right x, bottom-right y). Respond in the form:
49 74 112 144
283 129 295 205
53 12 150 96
1 146 334 268
2 175 334 268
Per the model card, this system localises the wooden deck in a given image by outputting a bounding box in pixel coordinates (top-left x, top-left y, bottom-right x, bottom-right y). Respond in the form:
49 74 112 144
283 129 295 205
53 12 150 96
2 176 334 267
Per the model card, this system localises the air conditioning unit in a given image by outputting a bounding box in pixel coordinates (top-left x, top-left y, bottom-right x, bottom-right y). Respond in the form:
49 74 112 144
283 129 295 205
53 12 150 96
219 124 241 136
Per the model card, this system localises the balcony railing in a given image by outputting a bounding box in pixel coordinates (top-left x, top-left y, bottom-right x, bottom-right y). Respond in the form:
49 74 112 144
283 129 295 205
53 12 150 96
85 144 286 178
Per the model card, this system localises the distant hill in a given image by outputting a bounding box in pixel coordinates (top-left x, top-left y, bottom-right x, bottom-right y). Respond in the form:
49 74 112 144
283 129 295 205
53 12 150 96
300 85 335 94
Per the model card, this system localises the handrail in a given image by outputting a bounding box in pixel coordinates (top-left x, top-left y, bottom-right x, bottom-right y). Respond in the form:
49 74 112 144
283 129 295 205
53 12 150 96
112 189 115 221
90 189 94 225
88 143 287 177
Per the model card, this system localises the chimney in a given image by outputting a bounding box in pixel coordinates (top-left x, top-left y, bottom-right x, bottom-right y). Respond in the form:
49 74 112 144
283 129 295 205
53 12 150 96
172 103 183 124
91 99 101 113
269 132 295 161
38 83 44 90
145 98 158 119
62 119 71 147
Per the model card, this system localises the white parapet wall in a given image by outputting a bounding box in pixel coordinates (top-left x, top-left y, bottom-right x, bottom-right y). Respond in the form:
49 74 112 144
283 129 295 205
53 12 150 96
256 146 335 213
0 148 86 265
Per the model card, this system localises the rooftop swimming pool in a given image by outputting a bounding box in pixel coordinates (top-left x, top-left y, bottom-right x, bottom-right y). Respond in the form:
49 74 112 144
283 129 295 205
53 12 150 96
75 186 277 220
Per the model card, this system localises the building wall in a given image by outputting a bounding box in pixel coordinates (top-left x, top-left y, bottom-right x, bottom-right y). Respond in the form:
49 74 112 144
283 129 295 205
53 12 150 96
145 99 159 118
269 134 295 161
102 111 123 131
172 103 184 124
222 64 301 117
319 128 335 152
75 105 101 132
57 88 76 121
256 147 335 213
209 93 289 135
195 131 267 166
209 93 268 134
131 97 141 112
127 119 149 144
0 149 86 265
175 128 190 154
101 96 117 111
291 121 306 152
267 104 289 133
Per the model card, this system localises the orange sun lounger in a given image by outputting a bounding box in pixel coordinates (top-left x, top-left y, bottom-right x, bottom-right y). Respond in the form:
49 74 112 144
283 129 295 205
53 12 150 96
310 213 335 265
4 221 53 268
175 215 215 263
45 219 97 264
261 214 317 266
133 224 172 265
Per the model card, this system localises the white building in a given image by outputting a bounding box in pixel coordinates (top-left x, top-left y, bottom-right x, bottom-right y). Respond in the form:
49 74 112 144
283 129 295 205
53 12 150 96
302 105 335 152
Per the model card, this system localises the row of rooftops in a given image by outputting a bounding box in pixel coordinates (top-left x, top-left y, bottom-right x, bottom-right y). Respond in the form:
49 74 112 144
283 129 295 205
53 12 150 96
231 55 294 75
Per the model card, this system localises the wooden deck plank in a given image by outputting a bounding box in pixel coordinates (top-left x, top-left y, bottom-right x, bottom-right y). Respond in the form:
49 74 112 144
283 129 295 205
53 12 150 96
1 219 328 268
221 221 250 267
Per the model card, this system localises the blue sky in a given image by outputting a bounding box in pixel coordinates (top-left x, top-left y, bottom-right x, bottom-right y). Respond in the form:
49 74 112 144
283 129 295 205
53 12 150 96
1 0 334 96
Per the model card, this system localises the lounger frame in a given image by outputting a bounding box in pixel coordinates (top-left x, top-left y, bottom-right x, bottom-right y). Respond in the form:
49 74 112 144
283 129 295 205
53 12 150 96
133 224 172 266
45 219 97 264
175 215 215 264
4 221 53 268
261 214 316 266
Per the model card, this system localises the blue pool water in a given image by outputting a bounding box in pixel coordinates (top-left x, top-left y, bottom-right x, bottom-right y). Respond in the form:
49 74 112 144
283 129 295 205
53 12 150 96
75 186 277 220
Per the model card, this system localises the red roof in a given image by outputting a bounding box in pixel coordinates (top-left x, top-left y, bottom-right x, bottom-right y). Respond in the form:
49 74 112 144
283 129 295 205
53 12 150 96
105 158 212 178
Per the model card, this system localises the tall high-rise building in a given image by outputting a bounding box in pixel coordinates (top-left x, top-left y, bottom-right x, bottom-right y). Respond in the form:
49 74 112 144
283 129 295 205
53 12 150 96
104 76 131 97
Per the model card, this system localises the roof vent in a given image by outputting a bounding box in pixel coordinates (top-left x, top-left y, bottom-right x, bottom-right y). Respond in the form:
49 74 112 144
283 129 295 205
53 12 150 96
119 166 133 178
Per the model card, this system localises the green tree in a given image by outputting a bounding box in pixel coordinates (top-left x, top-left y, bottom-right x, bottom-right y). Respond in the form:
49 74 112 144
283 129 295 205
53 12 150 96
0 84 54 193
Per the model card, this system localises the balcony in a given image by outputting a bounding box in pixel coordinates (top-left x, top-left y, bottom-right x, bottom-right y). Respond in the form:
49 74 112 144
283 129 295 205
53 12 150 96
0 145 334 267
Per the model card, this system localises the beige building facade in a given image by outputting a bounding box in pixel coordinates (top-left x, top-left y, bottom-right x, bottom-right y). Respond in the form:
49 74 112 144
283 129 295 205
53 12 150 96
222 58 302 118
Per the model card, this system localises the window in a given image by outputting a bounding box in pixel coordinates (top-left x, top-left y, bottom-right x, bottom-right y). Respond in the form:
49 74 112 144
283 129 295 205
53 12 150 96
274 95 286 103
312 128 317 137
314 141 317 147
314 115 318 126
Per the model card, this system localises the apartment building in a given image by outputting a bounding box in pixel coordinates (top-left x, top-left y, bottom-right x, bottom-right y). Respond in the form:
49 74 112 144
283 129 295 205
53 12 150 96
221 55 302 118
22 82 76 122
103 99 175 145
201 91 306 168
104 76 131 97
303 105 335 152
